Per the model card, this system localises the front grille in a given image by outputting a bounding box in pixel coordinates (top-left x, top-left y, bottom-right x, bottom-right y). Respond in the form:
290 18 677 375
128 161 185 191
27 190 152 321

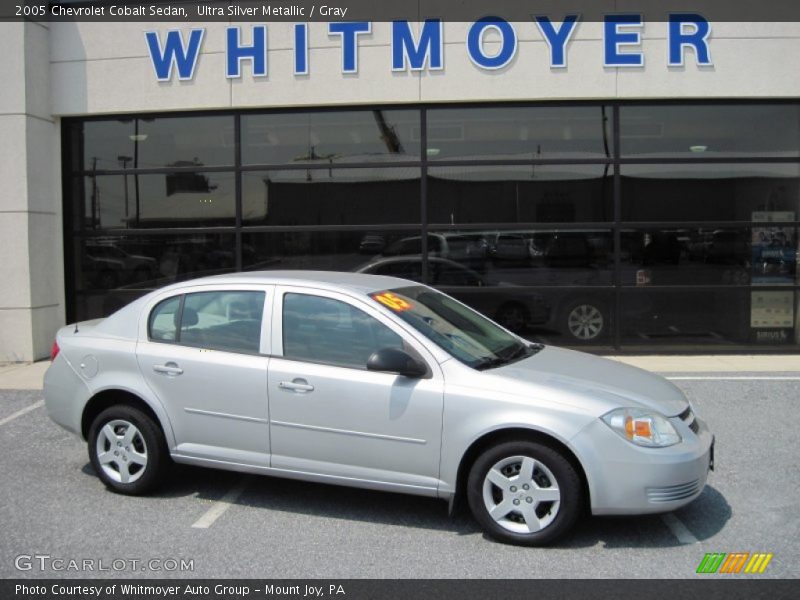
678 406 692 421
688 419 700 434
646 479 701 503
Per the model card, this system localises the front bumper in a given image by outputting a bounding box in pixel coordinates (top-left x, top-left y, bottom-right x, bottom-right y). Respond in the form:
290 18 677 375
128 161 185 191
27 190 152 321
571 413 714 515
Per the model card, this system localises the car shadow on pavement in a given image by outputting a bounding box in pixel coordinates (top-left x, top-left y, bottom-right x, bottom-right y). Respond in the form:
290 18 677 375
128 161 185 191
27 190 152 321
556 486 731 549
81 462 731 548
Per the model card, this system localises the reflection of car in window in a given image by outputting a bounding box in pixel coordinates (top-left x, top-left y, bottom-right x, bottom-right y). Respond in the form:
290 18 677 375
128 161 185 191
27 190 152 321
85 242 158 286
382 234 447 258
355 256 553 337
489 233 533 262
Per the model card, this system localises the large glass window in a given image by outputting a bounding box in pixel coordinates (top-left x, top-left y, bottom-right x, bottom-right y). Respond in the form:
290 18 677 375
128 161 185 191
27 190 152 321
428 165 612 224
620 104 800 158
242 168 420 226
241 230 419 273
426 106 613 160
242 110 420 165
63 103 800 352
620 226 799 286
76 172 236 230
621 289 754 347
620 164 800 222
73 234 236 292
425 229 614 286
72 116 235 172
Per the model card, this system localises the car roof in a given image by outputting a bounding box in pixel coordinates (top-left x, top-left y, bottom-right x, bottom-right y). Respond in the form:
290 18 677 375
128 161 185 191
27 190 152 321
169 270 415 295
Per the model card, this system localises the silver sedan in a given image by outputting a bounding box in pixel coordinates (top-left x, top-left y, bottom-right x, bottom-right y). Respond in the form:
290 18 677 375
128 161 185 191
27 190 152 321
44 271 714 545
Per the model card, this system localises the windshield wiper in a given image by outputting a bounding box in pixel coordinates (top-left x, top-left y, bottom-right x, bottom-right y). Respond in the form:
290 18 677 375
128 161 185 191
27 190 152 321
473 356 510 371
474 342 544 371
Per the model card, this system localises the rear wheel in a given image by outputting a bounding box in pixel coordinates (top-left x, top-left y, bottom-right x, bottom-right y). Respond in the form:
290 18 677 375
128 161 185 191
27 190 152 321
88 405 169 495
467 440 582 546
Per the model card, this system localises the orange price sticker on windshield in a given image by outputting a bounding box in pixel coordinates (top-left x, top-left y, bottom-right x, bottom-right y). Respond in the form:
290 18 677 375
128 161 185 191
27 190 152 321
372 292 413 312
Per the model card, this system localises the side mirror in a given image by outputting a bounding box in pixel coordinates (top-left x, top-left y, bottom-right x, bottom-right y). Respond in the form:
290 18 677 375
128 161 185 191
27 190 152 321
367 347 427 378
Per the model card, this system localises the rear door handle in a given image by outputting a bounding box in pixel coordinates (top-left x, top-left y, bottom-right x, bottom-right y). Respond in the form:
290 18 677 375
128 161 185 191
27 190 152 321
278 379 314 393
153 362 183 376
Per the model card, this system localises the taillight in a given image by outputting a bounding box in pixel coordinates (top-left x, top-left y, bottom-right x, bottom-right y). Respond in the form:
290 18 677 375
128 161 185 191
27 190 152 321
50 340 60 361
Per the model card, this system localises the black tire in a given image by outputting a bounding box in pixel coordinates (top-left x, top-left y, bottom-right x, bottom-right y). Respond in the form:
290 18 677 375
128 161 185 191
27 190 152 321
88 405 169 495
467 440 583 546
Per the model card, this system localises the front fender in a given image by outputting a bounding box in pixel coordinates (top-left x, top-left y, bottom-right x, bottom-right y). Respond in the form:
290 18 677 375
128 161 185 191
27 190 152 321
438 398 595 497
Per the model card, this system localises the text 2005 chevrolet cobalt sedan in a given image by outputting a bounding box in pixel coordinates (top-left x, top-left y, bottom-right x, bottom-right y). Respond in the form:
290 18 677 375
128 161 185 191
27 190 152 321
44 271 714 545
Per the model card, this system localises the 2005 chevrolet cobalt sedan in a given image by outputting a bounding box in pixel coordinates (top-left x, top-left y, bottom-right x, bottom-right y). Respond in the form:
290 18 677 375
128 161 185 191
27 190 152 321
44 271 714 545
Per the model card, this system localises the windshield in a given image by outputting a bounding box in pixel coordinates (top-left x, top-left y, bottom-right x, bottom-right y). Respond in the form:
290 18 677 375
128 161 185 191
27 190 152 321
369 286 542 370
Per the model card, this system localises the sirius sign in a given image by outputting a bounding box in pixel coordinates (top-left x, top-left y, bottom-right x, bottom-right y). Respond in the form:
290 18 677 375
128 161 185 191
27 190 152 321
144 15 713 81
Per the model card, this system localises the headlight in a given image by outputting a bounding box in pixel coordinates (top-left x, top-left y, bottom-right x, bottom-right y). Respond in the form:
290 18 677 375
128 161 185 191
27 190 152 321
601 408 681 448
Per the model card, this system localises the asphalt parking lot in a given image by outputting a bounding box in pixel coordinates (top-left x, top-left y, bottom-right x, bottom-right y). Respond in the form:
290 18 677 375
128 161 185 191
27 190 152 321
1 373 798 579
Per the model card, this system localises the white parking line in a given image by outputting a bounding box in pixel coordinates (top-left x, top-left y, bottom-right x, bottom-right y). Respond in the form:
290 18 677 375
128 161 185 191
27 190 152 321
666 376 800 381
0 400 44 427
661 513 698 545
191 478 250 529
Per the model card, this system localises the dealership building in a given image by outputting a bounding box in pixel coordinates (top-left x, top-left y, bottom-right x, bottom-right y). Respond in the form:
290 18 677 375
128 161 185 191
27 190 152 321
2 14 800 361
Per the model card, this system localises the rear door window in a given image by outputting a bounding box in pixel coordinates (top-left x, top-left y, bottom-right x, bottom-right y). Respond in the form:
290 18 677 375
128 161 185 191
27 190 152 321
148 291 266 354
178 291 265 354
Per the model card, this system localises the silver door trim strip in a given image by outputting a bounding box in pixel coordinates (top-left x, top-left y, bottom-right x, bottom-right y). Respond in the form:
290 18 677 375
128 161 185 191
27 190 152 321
184 407 269 424
271 420 427 445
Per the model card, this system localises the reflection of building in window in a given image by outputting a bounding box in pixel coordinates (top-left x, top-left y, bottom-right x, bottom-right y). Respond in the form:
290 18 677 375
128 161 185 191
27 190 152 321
165 160 217 196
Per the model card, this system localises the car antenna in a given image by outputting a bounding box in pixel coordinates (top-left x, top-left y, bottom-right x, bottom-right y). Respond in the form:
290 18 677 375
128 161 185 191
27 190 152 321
74 321 79 333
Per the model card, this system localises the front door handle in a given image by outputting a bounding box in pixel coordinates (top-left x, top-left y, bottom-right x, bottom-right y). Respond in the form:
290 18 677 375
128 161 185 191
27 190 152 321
278 379 314 393
153 362 183 376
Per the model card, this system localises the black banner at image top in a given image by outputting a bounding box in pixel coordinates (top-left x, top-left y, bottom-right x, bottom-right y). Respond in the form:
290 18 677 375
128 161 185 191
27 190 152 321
3 580 799 600
6 0 800 22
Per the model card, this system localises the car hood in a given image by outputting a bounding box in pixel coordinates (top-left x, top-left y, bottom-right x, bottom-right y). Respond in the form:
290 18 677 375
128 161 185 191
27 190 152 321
491 345 688 417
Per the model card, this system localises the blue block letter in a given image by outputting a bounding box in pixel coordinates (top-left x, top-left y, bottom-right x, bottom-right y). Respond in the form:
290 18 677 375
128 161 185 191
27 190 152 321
467 17 517 70
535 15 579 68
668 14 712 66
392 20 443 71
329 22 371 73
145 29 205 81
226 26 268 78
604 14 643 67
295 23 308 75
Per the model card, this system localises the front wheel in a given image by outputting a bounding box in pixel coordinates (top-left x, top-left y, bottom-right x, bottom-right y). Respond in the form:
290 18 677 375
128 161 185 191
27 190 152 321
88 405 169 495
467 440 583 546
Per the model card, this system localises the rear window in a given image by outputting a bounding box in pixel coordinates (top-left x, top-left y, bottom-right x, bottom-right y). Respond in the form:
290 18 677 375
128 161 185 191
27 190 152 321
148 291 265 354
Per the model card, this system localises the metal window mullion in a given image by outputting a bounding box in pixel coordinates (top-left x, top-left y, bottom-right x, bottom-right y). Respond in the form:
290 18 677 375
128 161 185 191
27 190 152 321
613 105 622 352
421 107 429 284
235 114 243 271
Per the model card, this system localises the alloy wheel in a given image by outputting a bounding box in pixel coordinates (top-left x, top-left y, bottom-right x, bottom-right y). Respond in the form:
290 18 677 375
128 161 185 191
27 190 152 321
94 419 148 484
481 455 561 534
567 304 604 340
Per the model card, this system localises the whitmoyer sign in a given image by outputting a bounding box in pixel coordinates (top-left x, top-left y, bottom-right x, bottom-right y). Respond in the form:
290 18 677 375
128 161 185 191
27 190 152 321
144 15 713 81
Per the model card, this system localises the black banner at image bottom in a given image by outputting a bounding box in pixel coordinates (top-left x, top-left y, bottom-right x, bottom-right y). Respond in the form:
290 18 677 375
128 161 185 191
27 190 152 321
3 579 798 600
